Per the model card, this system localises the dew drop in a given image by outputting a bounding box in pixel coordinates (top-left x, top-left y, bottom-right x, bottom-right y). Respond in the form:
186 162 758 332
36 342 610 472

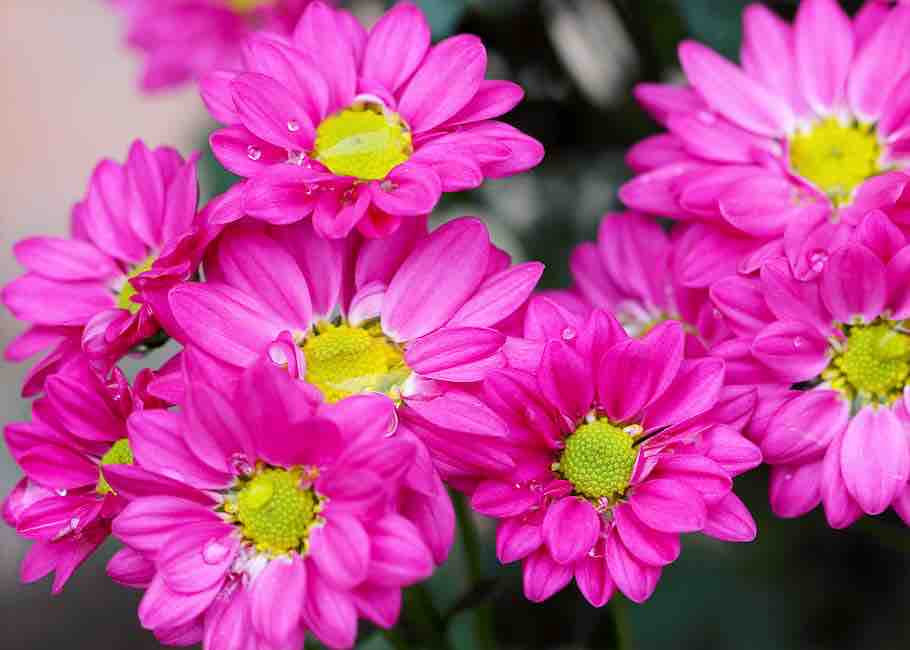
712 308 723 320
793 336 805 349
808 249 828 273
55 488 68 497
561 327 576 341
230 453 253 477
246 145 262 161
696 111 717 125
287 119 300 133
287 150 305 166
203 538 230 565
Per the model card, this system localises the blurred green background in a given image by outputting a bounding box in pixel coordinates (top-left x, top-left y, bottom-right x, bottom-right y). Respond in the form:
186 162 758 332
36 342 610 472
3 1 909 649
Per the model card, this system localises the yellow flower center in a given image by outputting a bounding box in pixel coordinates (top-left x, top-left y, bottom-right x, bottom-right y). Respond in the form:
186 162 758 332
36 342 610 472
788 118 882 207
96 438 134 495
557 418 639 501
230 467 319 555
227 0 275 12
823 321 910 405
116 255 156 313
301 321 410 404
313 102 412 181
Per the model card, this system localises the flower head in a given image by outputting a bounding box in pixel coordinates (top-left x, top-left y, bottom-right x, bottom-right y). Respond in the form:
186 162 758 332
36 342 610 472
110 0 322 92
2 356 162 592
109 356 451 649
430 310 761 605
1 141 204 395
202 1 544 238
621 0 910 285
711 210 910 527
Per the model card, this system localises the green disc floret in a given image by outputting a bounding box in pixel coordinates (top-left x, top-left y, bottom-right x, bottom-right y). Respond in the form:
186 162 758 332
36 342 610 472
234 468 317 555
559 418 638 501
96 438 134 495
825 321 910 404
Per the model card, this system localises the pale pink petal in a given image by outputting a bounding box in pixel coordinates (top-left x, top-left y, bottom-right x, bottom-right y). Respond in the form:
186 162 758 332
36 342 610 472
841 406 910 515
794 0 854 115
847 6 910 122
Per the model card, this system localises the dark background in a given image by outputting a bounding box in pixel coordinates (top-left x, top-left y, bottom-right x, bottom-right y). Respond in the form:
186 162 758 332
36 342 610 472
3 1 909 649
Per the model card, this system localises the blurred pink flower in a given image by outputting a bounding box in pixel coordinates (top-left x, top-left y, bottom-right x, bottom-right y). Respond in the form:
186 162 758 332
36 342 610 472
2 357 163 593
110 0 321 92
1 140 205 394
202 1 543 238
430 310 760 606
621 0 910 286
711 210 910 527
109 357 446 649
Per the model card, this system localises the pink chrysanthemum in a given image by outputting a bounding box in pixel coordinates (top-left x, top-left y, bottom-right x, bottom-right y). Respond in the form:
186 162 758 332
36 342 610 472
429 310 761 605
110 0 322 92
2 357 162 592
1 140 204 395
107 356 450 650
201 1 544 238
556 211 729 349
711 210 910 527
620 0 910 286
162 215 542 479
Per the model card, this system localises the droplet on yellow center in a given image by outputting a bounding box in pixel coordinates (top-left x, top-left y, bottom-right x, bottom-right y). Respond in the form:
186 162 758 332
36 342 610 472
788 118 881 206
116 255 156 313
235 468 317 554
825 321 910 404
301 321 410 404
314 104 412 181
559 419 639 501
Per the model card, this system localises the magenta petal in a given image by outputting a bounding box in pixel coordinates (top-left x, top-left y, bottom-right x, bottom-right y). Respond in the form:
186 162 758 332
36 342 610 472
107 547 155 589
652 454 732 505
762 390 847 464
158 522 237 594
542 497 600 565
140 573 222 633
820 429 864 529
352 583 401 630
794 0 854 115
769 461 823 517
887 246 910 319
310 513 370 590
496 516 544 564
846 6 910 122
200 70 240 125
406 327 505 382
574 551 615 607
447 80 525 126
613 504 681 567
45 371 125 442
856 210 906 262
13 237 119 281
367 514 434 587
840 406 910 515
210 126 285 178
471 480 539 518
702 492 757 542
362 2 430 93
751 320 829 382
203 581 253 650
17 444 97 490
251 556 306 647
293 3 356 110
605 532 661 604
112 496 219 556
710 275 774 337
642 358 724 431
448 262 544 328
522 547 574 603
231 73 314 151
820 244 887 324
102 465 214 506
278 220 344 319
633 83 707 126
539 340 593 421
241 164 328 223
382 218 490 341
701 425 763 475
2 273 113 326
301 570 358 650
629 478 707 533
369 162 442 217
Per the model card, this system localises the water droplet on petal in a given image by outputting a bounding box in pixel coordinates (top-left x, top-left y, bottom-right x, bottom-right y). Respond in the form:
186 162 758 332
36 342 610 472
561 327 576 341
697 111 717 125
203 538 230 565
809 249 828 273
55 488 67 497
287 120 300 132
712 308 723 320
230 453 253 477
247 145 262 161
287 150 305 166
793 336 805 349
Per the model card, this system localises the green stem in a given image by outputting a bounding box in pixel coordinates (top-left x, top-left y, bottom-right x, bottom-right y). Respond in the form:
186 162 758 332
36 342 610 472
612 597 633 650
451 491 497 650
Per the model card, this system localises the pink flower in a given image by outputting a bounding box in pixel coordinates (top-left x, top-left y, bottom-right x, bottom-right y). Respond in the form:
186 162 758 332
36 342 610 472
202 1 544 238
163 216 543 479
110 0 322 92
108 356 449 649
710 210 910 527
2 356 162 592
1 140 205 395
559 211 730 350
621 0 910 285
427 309 760 605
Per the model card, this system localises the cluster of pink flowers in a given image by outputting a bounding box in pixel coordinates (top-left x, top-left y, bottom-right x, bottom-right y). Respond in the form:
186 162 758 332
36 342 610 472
4 0 910 648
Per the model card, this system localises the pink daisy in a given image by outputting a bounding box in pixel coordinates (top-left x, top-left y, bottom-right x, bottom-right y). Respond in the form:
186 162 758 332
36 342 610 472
107 356 450 649
620 0 910 286
201 1 544 238
426 309 761 605
711 210 910 527
164 215 543 479
110 0 322 92
2 356 163 593
558 211 729 349
1 140 205 394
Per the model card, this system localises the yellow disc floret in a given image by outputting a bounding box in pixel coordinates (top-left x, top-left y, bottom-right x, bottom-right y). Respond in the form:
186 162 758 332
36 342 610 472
559 418 639 501
789 118 881 206
96 438 134 495
116 254 156 313
824 321 910 405
302 321 410 403
314 103 412 180
234 468 317 555
228 0 275 12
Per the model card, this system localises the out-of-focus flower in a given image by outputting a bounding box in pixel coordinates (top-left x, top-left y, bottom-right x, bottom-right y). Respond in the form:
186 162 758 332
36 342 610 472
109 357 446 649
430 309 760 605
110 0 322 92
1 141 204 394
202 1 543 238
555 211 729 351
2 357 163 593
621 0 910 286
711 210 910 527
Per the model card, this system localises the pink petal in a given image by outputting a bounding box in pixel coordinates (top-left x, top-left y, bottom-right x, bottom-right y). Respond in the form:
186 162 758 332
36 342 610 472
293 2 356 109
651 454 732 505
446 79 525 126
367 514 434 587
820 428 864 529
741 4 806 118
406 327 505 382
200 70 240 125
496 515 544 564
887 246 910 319
542 497 600 565
629 478 707 533
642 358 724 431
83 160 147 263
361 2 430 93
140 573 221 634
820 244 887 323
13 237 119 281
855 210 906 262
158 522 237 593
847 5 910 122
107 547 155 589
574 550 615 607
522 547 574 603
633 83 707 126
17 444 97 490
2 273 113 326
762 390 848 464
241 164 329 223
277 220 344 318
710 275 774 337
202 582 253 650
102 465 214 506
613 504 681 566
751 320 829 382
471 480 539 518
840 406 910 515
310 513 370 589
112 496 219 557
759 257 831 334
769 461 823 517
447 262 544 328
700 425 764 476
351 583 401 630
251 555 306 648
539 340 593 421
368 162 442 216
209 126 285 178
702 492 757 542
45 371 126 443
605 532 661 603
231 73 314 151
794 0 854 115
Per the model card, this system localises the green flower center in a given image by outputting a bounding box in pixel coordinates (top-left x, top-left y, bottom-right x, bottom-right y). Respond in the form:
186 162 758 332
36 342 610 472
558 418 639 501
96 438 134 495
228 0 275 12
301 321 410 404
788 118 881 207
116 255 156 313
314 102 412 180
231 467 319 555
823 321 910 405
